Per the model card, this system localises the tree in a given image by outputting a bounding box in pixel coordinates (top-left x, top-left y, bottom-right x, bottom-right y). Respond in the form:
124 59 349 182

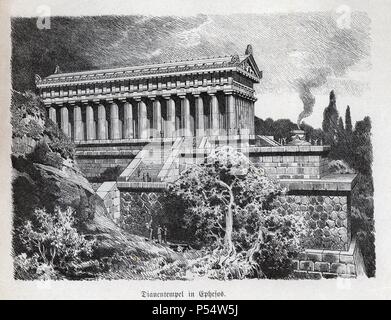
352 116 373 177
345 105 353 135
322 90 339 145
168 146 305 279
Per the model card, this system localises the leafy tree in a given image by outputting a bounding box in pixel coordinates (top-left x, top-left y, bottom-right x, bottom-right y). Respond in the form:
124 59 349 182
168 146 305 279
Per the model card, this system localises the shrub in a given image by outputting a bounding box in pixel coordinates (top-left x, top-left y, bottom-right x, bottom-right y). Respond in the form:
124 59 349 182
11 91 45 140
27 142 64 169
15 207 96 279
44 119 75 159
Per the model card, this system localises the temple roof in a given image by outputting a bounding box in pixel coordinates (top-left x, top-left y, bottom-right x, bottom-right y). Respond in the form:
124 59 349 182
36 46 262 88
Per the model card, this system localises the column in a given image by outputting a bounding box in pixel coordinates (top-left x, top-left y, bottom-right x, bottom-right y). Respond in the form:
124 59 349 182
97 103 106 140
48 106 56 123
86 103 95 140
210 93 219 136
60 104 69 136
110 101 120 140
137 99 147 139
123 101 133 139
73 104 83 141
180 95 191 137
152 98 162 137
194 94 204 137
251 100 255 135
165 96 175 138
226 92 235 135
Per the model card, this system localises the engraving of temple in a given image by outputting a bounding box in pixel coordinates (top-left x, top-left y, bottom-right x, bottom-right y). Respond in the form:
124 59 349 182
36 45 364 278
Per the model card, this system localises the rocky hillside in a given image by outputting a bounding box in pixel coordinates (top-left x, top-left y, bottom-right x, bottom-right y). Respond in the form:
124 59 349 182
11 91 178 280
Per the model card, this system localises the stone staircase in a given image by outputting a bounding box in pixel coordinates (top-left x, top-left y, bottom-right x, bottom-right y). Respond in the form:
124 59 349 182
118 138 176 183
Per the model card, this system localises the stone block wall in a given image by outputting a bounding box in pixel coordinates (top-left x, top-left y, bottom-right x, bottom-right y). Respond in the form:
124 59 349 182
274 194 350 251
293 238 363 279
96 181 121 221
252 153 329 179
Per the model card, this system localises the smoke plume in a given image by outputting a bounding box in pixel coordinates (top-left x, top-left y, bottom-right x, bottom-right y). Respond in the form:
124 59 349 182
296 68 330 128
297 84 316 129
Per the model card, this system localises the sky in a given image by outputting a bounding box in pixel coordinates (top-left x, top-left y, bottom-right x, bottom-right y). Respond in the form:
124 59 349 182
10 2 372 129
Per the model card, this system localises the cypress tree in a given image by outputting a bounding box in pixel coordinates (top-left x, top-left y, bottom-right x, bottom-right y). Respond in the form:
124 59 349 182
345 105 353 135
322 90 339 145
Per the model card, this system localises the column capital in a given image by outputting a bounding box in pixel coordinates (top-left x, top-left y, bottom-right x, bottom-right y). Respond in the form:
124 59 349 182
162 95 172 100
224 90 234 95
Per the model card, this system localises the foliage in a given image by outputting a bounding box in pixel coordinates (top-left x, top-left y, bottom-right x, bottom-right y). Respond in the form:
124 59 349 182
43 119 75 159
168 146 305 279
11 91 45 140
100 166 123 181
322 90 339 146
11 90 75 160
15 207 96 279
254 117 323 143
27 142 64 169
345 106 353 135
319 93 374 277
351 206 375 277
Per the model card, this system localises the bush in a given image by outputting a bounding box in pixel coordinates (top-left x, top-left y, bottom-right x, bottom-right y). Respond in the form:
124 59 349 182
11 91 45 140
15 207 96 279
44 119 75 159
27 142 64 169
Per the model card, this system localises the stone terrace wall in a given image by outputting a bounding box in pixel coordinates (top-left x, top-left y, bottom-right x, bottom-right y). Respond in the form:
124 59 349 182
251 149 329 179
293 238 364 279
75 141 145 179
76 157 134 179
275 194 350 251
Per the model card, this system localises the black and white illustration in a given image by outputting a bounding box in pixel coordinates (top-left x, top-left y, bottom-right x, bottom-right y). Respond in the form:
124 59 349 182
10 3 374 281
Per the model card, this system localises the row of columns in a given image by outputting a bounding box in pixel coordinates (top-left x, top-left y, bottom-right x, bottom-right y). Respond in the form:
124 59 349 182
48 92 255 141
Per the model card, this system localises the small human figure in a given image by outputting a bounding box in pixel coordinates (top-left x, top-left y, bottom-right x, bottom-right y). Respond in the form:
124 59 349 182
157 225 162 244
163 226 168 243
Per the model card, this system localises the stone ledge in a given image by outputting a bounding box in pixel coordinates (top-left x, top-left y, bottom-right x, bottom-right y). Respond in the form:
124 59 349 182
117 181 167 190
249 145 331 154
280 173 357 192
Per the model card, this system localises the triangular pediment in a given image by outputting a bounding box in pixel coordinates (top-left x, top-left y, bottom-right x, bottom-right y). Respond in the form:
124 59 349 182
238 55 262 81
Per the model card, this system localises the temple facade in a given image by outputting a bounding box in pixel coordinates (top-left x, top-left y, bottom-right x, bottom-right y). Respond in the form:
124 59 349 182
36 45 260 140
